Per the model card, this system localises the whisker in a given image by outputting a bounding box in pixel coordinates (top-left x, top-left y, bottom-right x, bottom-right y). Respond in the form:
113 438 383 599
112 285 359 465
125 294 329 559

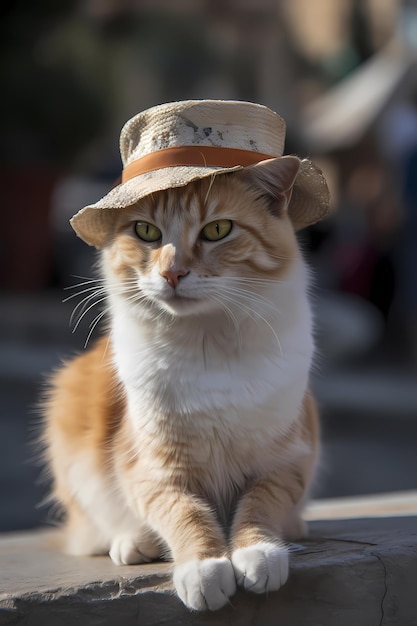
213 290 283 356
64 278 104 289
84 308 109 348
63 275 146 346
69 288 107 327
125 289 147 304
221 284 275 304
209 294 241 334
216 285 279 317
72 296 107 334
99 334 112 362
69 274 103 282
63 285 105 303
221 276 283 286
204 174 217 206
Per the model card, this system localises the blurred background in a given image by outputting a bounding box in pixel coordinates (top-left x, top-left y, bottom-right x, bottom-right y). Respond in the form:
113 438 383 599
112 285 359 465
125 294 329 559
1 0 417 532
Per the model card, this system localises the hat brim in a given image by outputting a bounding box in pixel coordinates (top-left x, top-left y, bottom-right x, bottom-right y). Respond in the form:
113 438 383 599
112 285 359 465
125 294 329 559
70 159 330 248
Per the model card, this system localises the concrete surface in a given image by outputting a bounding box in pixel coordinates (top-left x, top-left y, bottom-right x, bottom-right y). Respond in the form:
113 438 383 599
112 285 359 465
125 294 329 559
304 490 417 519
0 515 416 625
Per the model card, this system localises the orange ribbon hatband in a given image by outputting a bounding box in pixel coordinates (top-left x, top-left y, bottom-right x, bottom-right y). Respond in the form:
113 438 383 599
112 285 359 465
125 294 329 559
122 145 276 183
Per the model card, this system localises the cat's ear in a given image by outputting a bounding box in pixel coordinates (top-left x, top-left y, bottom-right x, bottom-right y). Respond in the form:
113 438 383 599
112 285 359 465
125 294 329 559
239 155 300 216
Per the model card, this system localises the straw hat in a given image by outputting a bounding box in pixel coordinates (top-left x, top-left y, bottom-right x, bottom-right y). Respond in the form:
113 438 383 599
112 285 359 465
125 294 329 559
71 100 330 247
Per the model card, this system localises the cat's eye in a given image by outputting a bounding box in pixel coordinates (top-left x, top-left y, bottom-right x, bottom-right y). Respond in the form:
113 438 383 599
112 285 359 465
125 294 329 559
134 221 162 242
201 219 233 242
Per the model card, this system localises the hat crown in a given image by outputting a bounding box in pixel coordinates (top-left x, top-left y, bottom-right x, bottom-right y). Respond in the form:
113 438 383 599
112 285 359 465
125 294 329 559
120 100 286 166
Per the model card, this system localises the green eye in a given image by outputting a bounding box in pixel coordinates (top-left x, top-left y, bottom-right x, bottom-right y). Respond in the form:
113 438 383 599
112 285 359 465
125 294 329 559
134 221 162 242
201 219 233 242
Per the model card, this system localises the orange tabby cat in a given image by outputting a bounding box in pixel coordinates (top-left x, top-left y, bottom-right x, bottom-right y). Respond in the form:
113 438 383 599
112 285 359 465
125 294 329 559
43 157 319 611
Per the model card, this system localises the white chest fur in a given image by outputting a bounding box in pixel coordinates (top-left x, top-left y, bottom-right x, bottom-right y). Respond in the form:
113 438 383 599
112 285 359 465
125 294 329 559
110 262 314 436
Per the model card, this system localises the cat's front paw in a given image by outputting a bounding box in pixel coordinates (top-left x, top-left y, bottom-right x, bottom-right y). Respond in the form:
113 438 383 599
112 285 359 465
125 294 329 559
231 542 288 594
173 557 236 611
109 534 159 565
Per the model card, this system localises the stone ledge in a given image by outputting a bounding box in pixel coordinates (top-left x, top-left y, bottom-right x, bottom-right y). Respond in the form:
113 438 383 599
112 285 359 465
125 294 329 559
305 489 417 519
1 513 416 625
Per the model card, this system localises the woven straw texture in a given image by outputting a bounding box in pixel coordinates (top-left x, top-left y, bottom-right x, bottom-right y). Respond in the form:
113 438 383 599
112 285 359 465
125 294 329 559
71 100 330 247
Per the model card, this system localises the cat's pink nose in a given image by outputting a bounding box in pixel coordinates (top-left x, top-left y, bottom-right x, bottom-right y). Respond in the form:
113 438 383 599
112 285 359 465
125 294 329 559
160 269 189 289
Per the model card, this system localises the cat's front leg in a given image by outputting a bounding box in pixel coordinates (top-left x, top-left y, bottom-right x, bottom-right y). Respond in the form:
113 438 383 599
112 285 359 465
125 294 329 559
141 490 236 610
230 474 306 595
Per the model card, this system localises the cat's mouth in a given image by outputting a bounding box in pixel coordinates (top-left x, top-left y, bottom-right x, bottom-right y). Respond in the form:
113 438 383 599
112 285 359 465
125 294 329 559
157 291 212 316
164 291 199 306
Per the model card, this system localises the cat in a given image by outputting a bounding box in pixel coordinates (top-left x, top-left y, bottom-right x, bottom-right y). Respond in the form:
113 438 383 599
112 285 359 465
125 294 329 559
42 155 319 611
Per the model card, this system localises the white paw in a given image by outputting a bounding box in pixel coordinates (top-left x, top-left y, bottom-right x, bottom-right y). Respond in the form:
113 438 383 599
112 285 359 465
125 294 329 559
109 535 159 566
173 557 236 611
231 542 289 594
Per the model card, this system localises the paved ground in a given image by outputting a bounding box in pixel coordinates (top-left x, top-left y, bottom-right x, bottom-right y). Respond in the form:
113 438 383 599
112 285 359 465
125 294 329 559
1 515 416 625
1 290 417 532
